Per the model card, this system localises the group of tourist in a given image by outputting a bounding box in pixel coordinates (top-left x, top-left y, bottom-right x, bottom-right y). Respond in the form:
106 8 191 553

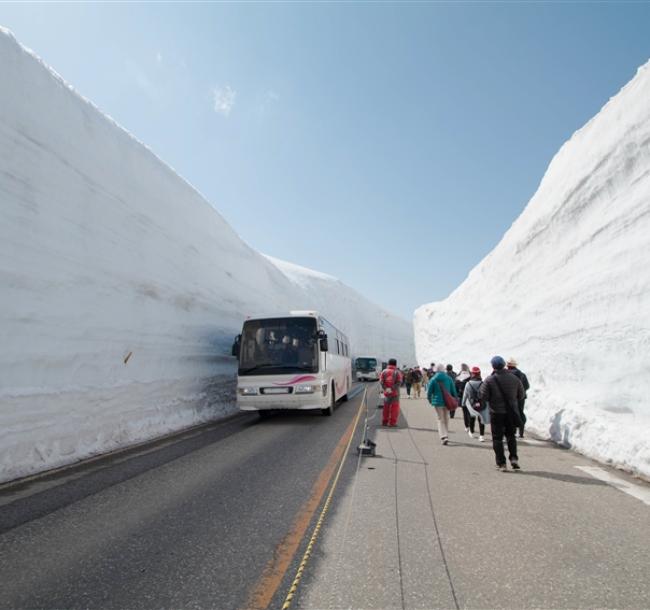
379 356 530 471
400 365 426 399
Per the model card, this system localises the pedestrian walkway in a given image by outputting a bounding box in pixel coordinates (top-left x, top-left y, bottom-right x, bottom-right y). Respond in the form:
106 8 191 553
293 390 650 610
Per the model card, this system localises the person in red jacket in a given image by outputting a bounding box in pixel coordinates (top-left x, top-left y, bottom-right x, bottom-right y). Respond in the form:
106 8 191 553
380 358 404 427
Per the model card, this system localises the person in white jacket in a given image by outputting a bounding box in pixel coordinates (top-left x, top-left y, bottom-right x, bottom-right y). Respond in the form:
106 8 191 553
462 366 489 441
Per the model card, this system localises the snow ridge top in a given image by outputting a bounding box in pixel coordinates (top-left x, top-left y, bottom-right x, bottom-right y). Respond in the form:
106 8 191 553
414 57 650 478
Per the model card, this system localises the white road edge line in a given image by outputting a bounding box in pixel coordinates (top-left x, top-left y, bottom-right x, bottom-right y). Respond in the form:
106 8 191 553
575 466 650 507
348 386 365 400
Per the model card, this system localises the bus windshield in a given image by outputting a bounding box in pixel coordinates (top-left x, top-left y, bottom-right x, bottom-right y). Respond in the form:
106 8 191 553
238 317 319 375
355 358 378 371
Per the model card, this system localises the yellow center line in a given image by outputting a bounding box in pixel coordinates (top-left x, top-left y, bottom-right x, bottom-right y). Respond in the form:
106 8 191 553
242 390 366 610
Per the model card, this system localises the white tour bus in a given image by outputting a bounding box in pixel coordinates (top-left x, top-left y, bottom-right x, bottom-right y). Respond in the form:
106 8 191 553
231 311 353 416
354 356 380 381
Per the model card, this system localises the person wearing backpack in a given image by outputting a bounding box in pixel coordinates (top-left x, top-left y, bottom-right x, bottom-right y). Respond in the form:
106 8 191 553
462 366 489 441
380 358 404 427
506 357 530 438
445 365 458 418
411 366 423 398
480 356 525 471
426 363 458 445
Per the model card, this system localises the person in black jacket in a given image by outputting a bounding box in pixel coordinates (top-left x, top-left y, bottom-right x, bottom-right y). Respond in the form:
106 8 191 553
411 366 423 398
480 356 525 471
507 357 530 438
455 364 472 436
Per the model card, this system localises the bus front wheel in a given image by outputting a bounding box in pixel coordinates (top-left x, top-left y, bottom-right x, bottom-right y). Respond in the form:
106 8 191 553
322 384 335 416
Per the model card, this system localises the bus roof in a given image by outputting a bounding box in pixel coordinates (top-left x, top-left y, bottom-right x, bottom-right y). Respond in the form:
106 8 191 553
244 311 319 321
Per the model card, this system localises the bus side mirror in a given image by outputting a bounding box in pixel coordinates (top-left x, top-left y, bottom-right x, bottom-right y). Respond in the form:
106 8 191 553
317 330 328 352
231 334 241 357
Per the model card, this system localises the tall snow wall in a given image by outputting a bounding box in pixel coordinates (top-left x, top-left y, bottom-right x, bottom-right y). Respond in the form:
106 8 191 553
414 60 650 479
0 28 414 483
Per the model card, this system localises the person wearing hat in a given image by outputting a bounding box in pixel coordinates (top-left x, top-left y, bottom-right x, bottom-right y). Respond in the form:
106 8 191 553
462 366 489 441
506 357 530 438
480 356 525 471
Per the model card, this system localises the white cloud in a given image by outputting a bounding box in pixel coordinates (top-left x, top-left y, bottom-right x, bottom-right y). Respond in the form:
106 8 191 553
212 85 236 117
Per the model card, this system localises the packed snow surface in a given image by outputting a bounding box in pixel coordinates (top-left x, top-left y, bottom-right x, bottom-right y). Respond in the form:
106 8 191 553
415 59 650 479
0 28 414 483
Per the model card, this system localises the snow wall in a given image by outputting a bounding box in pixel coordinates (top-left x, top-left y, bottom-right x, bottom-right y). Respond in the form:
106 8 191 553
0 28 414 483
415 60 650 479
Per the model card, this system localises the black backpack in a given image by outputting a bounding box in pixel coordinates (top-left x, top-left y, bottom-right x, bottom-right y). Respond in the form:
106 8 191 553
468 381 485 411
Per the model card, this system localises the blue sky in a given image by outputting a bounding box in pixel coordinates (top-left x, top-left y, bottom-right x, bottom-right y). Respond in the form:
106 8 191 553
1 2 649 319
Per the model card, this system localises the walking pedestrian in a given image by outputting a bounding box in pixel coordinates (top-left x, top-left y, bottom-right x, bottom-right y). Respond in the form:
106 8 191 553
411 366 423 398
480 356 525 471
445 365 458 417
404 368 413 398
426 363 458 445
455 364 472 437
380 358 404 427
506 357 530 438
462 366 489 441
421 366 429 391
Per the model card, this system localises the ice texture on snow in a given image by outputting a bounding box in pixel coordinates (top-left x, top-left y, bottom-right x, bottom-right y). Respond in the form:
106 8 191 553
0 29 413 483
414 60 650 479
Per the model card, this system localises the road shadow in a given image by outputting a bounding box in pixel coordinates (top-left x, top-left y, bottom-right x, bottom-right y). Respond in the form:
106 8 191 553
254 410 326 426
517 470 609 486
406 426 436 433
446 441 493 451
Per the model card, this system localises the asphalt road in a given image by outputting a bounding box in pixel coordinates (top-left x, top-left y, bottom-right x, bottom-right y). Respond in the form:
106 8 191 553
4 385 648 610
0 383 369 610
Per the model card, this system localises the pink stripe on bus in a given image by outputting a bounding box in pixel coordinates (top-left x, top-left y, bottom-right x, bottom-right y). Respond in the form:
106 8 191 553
272 375 318 386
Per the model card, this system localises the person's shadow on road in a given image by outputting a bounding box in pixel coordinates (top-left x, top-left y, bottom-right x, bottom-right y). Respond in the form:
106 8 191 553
516 470 609 486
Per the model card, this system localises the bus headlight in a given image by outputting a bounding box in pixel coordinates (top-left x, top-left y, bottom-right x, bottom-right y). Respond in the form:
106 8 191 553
239 386 259 396
295 384 316 394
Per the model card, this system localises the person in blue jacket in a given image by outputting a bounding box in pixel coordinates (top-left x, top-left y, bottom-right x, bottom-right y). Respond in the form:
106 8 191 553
426 363 458 445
